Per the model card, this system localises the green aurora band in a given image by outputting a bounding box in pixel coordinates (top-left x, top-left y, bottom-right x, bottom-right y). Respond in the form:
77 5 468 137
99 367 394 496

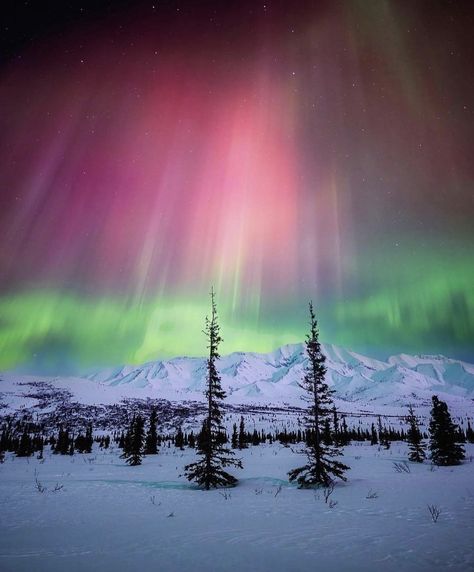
1 247 472 372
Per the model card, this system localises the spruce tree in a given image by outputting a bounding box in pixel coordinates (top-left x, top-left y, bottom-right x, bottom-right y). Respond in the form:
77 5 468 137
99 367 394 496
54 426 70 455
466 420 474 444
340 417 350 446
288 302 349 487
84 423 93 454
16 427 32 457
74 433 85 453
238 416 248 450
121 415 145 466
377 415 390 449
231 423 238 449
251 429 260 446
175 427 185 450
370 423 378 445
144 409 159 455
429 395 465 466
184 288 242 489
406 405 426 463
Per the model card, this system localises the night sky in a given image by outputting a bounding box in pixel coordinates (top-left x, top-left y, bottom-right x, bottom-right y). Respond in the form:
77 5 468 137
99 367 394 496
1 1 473 373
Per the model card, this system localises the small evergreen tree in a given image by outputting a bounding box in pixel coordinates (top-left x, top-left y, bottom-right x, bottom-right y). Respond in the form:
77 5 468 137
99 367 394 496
36 436 44 459
238 416 247 450
231 423 238 449
288 302 349 487
370 423 378 445
251 429 260 446
406 405 425 463
175 427 185 450
429 395 465 466
54 426 70 455
16 427 32 457
75 433 86 453
84 423 93 454
121 415 145 466
340 417 350 446
184 289 242 489
144 409 159 455
377 415 390 449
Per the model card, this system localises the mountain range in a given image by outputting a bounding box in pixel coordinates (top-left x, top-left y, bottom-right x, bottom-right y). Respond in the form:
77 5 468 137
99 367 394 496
1 344 473 417
89 343 474 404
0 344 474 415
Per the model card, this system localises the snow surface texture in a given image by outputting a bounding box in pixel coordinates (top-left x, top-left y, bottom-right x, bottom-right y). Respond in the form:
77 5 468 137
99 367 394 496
0 443 473 572
1 344 474 417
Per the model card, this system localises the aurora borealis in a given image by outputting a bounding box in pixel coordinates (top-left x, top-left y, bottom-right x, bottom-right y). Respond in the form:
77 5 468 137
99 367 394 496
0 1 473 373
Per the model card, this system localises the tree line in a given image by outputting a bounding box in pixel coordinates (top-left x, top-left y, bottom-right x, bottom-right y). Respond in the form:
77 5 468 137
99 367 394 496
2 401 471 466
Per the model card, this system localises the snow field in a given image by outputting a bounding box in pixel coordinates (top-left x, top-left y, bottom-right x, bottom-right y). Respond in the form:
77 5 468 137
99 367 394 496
0 442 473 572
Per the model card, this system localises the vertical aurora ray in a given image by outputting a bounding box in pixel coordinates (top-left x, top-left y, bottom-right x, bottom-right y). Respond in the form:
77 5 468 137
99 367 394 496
0 1 473 372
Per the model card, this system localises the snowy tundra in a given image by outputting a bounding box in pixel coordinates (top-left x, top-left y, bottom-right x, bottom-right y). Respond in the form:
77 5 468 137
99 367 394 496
0 442 473 572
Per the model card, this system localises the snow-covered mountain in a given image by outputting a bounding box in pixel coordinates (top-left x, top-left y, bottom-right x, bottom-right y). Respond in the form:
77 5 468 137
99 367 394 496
86 343 474 406
1 344 474 416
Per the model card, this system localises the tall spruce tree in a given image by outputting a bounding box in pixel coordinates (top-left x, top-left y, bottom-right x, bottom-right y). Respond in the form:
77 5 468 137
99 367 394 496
429 395 465 466
184 288 242 489
406 405 426 463
121 415 145 466
288 302 349 487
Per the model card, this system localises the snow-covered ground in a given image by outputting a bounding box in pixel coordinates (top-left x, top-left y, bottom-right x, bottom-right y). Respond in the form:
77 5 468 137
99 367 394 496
1 442 473 572
1 344 473 571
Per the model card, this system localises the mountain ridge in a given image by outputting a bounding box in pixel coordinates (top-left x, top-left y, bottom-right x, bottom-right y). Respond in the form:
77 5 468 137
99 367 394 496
1 343 473 417
86 342 474 404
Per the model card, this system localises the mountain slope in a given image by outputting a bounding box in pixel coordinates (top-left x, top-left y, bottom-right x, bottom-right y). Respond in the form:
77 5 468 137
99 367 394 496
1 344 473 417
86 343 474 403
